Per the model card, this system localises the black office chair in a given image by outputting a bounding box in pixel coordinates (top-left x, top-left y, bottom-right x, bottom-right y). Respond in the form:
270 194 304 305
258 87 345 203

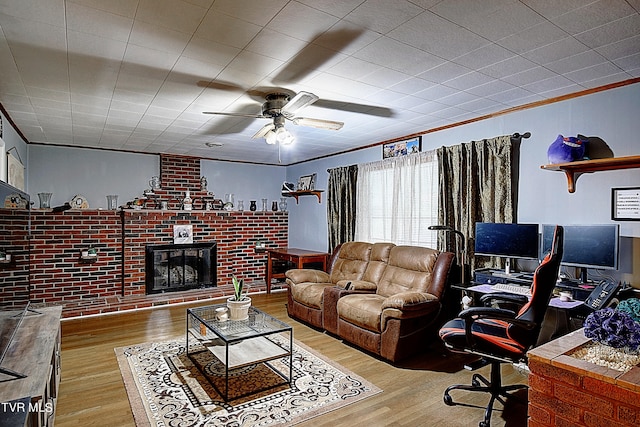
438 225 563 427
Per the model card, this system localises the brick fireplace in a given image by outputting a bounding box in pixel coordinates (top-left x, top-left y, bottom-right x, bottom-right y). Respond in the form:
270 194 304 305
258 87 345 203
21 153 288 314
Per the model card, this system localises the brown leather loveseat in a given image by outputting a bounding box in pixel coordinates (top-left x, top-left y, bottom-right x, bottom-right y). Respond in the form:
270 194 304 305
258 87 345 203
286 242 455 362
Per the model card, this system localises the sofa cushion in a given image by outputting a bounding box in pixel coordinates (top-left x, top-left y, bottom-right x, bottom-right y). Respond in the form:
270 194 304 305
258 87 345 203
376 246 439 297
362 242 394 284
329 242 373 284
289 282 330 309
337 293 386 333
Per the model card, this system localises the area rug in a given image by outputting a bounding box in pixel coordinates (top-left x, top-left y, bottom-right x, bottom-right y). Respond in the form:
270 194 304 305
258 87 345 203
115 337 382 426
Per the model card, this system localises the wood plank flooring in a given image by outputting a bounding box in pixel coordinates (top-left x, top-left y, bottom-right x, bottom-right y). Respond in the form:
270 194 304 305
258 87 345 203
56 291 529 427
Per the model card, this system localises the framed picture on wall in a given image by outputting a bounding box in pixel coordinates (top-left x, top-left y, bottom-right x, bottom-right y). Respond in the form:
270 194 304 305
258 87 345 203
297 174 316 191
382 136 421 159
7 150 24 191
612 187 640 221
173 224 193 244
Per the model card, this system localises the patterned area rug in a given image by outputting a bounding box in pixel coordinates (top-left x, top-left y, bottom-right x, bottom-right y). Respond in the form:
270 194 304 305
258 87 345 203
115 337 382 426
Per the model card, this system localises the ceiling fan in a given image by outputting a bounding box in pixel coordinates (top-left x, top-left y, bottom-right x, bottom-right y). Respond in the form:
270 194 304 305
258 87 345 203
203 91 344 145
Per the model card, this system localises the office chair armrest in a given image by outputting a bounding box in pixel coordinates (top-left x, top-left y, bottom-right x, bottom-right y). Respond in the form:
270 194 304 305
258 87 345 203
459 306 517 320
480 292 529 306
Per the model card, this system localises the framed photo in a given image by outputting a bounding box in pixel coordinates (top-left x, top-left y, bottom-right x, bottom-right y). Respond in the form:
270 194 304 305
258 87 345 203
612 187 640 221
297 173 316 191
7 151 24 191
173 224 193 244
382 136 421 159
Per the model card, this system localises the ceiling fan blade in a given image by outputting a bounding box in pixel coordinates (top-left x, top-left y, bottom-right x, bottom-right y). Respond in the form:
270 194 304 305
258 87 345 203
313 99 395 118
292 117 344 130
252 123 275 139
282 91 319 114
203 111 264 119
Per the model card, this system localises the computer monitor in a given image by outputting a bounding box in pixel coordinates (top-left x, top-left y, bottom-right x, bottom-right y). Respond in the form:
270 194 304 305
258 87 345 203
474 222 539 275
541 224 619 283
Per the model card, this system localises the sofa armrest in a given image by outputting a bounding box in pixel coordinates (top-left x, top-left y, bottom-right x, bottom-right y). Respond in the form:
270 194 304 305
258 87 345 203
285 269 330 284
382 291 439 311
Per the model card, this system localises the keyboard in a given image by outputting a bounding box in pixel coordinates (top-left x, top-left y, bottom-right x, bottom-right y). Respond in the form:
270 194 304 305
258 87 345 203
490 283 532 296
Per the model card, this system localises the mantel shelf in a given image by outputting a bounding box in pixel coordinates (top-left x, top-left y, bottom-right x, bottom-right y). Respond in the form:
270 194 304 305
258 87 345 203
540 155 640 193
284 190 324 204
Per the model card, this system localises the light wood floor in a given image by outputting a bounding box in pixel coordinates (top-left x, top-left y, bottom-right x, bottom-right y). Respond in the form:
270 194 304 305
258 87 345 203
56 291 529 427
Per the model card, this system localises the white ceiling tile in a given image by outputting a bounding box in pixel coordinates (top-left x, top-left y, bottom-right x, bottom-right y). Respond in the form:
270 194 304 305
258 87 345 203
613 52 640 73
389 11 488 59
212 0 287 27
129 21 192 55
136 0 208 34
595 35 640 61
66 2 134 42
550 0 636 36
0 0 65 27
502 66 557 86
182 37 241 68
345 0 424 34
545 50 608 74
453 44 516 70
479 55 537 79
497 21 569 55
520 0 595 20
195 10 262 49
443 71 494 91
418 62 472 84
521 75 577 94
355 37 445 75
68 0 139 18
575 14 640 49
565 62 626 84
267 2 339 42
388 77 435 95
522 37 590 65
435 0 546 42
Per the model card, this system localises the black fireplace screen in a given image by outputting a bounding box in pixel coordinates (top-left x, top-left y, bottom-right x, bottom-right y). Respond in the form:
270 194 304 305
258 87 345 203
145 242 217 294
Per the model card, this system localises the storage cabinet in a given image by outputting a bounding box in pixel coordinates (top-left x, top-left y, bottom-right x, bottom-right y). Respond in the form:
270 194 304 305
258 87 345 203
0 306 62 427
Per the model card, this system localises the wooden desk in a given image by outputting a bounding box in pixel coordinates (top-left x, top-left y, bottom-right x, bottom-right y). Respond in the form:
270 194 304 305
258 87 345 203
265 248 329 293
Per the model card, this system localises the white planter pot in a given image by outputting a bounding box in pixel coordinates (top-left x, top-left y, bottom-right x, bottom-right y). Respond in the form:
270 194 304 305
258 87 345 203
226 297 251 320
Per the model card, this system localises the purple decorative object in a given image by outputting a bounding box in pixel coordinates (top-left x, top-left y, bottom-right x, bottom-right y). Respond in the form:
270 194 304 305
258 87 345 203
547 134 587 164
584 308 640 350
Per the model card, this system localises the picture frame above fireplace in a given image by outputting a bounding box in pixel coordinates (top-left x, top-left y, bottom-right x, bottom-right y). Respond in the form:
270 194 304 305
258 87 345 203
173 225 193 244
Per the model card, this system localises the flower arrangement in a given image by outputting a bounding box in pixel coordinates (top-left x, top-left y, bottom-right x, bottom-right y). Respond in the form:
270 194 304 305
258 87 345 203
583 307 640 351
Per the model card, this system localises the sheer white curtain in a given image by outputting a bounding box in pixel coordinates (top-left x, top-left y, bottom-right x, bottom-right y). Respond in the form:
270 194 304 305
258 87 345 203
355 150 439 247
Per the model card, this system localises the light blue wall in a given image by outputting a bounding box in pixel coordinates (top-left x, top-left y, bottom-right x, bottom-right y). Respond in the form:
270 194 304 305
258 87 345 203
28 146 159 209
200 160 286 208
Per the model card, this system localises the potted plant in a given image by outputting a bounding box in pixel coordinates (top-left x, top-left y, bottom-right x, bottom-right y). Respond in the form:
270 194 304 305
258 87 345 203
227 276 251 320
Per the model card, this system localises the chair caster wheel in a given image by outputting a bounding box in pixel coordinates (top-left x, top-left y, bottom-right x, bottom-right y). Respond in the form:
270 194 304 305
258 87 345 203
472 378 481 387
479 420 489 427
443 394 454 406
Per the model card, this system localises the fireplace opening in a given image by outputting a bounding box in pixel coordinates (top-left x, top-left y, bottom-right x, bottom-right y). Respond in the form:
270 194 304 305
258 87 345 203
145 242 217 294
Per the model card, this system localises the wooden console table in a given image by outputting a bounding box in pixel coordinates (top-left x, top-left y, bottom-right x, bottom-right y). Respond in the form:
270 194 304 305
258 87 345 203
265 248 329 293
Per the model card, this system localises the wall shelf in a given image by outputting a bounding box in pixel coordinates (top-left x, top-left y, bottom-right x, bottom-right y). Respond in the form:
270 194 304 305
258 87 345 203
540 155 640 193
284 190 324 204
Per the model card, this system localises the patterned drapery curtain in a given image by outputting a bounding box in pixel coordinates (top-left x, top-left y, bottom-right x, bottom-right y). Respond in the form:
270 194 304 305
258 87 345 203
327 165 358 252
437 135 519 270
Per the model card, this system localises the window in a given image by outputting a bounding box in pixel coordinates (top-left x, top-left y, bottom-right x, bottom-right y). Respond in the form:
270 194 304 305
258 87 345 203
355 150 438 247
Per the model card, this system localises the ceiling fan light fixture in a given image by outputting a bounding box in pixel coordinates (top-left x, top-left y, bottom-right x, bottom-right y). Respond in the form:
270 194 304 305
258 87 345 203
274 127 294 145
265 130 277 145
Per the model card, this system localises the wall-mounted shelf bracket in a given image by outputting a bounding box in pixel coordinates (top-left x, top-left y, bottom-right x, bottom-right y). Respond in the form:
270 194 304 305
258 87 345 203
540 155 640 193
284 190 324 204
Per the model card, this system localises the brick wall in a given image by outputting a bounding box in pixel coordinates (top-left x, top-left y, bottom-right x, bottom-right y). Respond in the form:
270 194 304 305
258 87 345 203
29 210 122 305
0 209 30 308
528 332 640 427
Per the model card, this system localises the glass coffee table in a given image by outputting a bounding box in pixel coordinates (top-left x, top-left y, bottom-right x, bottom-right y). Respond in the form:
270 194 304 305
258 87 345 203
186 304 293 401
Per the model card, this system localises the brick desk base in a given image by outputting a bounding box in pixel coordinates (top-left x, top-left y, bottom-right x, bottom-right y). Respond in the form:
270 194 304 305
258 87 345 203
527 328 640 427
